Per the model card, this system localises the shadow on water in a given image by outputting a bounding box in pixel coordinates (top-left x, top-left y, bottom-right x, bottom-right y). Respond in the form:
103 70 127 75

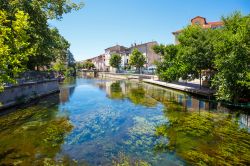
0 77 249 165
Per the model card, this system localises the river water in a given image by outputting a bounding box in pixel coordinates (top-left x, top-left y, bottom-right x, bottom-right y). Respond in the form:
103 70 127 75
0 78 249 165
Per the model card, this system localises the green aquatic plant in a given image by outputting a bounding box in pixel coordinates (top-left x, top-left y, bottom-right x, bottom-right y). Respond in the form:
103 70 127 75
112 152 151 166
155 110 250 165
122 116 167 164
43 119 73 148
0 96 73 165
66 109 120 145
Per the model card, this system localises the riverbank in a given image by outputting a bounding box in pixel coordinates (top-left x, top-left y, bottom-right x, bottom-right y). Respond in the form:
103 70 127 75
98 72 157 80
143 79 215 97
0 79 60 110
97 72 214 97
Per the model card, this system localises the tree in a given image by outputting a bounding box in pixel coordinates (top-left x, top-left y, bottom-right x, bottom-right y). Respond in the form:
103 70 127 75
177 25 217 88
154 12 250 103
76 62 84 70
52 50 76 76
0 0 83 90
129 49 146 73
52 60 66 74
82 61 95 70
153 44 184 81
0 0 82 70
66 50 76 76
109 54 121 71
212 12 250 102
0 10 33 90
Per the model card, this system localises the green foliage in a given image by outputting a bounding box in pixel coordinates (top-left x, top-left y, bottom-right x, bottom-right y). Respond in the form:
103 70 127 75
0 0 82 89
52 60 66 73
0 10 33 90
155 12 250 102
0 0 83 20
110 53 122 69
129 49 146 72
80 61 95 70
178 25 217 80
212 12 250 102
52 50 76 76
153 44 185 81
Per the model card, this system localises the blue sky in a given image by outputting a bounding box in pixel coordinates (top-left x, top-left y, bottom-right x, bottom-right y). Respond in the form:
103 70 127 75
49 0 250 61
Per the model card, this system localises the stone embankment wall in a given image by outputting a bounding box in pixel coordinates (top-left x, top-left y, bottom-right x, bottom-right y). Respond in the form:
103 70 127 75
98 72 128 80
0 79 59 110
98 72 158 80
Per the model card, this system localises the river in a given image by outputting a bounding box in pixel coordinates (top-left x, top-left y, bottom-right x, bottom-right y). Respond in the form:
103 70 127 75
0 77 249 165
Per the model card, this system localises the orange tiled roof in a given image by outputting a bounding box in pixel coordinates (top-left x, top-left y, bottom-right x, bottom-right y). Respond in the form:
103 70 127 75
172 20 223 34
207 21 223 25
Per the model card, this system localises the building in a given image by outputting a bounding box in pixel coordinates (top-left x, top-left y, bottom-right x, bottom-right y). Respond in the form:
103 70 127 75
104 41 160 72
82 41 160 72
84 54 106 71
172 16 224 44
129 41 160 69
104 45 128 72
92 54 106 71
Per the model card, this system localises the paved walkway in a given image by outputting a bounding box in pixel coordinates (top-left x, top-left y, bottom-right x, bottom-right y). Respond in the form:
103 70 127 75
143 79 215 96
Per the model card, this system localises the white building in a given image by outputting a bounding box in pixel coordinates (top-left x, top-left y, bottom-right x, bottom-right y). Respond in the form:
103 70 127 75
104 45 128 72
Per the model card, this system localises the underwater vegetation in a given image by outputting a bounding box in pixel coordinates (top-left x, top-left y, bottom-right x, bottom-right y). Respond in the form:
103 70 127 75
0 78 249 165
155 109 250 166
122 116 168 164
112 152 151 166
65 108 121 145
0 96 73 165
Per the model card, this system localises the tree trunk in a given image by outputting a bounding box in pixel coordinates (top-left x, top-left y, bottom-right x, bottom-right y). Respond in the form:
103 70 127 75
199 69 202 89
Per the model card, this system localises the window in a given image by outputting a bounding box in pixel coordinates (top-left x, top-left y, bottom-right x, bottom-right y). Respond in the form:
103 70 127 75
195 21 200 25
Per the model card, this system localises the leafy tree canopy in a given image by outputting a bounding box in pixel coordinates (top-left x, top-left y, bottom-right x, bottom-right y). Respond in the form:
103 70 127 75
212 12 250 101
154 12 250 102
79 61 95 70
0 10 33 90
0 0 83 90
109 54 121 69
129 49 146 72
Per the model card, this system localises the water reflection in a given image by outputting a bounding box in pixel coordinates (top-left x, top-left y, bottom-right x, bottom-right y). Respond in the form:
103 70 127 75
106 81 158 107
101 80 250 127
59 78 76 104
108 82 125 99
101 80 230 111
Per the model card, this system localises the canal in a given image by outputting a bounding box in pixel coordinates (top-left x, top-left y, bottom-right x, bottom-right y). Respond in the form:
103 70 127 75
0 77 249 165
